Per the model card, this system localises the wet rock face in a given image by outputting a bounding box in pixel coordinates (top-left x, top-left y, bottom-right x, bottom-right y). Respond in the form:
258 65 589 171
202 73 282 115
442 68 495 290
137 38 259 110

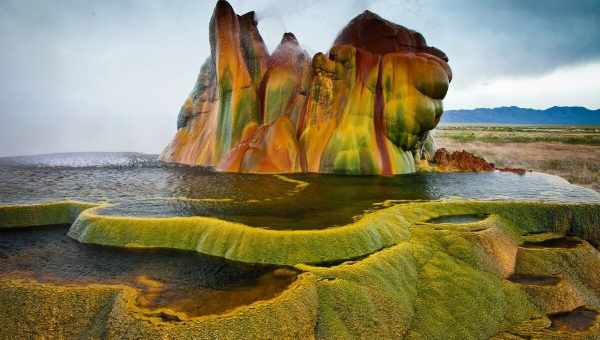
161 0 452 175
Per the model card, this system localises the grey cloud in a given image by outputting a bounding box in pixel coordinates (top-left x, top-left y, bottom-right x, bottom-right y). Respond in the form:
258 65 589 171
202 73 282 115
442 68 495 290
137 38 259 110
418 0 600 87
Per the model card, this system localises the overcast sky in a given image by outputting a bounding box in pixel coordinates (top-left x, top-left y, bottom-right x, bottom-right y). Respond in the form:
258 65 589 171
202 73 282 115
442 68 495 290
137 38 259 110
1 0 599 156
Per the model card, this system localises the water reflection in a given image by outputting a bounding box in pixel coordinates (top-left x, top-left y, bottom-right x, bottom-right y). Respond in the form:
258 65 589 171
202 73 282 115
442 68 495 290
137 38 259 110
99 171 600 229
0 161 293 204
1 153 599 229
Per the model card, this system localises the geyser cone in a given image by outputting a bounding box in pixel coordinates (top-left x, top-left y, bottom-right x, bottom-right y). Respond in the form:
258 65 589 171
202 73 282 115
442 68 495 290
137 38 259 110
161 0 452 175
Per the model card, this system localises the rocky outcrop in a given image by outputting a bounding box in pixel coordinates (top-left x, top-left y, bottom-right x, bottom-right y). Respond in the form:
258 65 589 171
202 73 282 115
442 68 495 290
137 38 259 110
433 148 495 172
160 0 452 175
432 148 528 174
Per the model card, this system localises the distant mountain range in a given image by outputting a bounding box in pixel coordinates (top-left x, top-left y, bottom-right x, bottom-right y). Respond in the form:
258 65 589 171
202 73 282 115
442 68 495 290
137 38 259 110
441 106 600 125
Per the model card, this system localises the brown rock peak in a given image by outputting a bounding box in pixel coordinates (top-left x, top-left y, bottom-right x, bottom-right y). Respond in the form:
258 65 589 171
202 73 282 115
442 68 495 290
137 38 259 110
281 32 299 45
269 32 308 68
333 9 448 62
238 11 258 26
214 0 235 17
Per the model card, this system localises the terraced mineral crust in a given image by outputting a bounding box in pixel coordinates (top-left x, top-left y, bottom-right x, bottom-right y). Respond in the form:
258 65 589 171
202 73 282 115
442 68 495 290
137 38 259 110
2 200 600 338
0 224 299 318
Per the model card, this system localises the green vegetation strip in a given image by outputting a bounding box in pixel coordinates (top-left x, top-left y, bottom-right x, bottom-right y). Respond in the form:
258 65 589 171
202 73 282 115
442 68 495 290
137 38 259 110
441 132 600 145
437 127 600 145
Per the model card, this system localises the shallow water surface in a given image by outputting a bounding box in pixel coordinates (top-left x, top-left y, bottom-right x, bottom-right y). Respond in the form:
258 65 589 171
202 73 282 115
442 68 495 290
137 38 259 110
550 307 599 331
425 214 489 224
1 153 599 318
1 153 599 229
507 274 561 286
0 224 296 318
521 237 584 249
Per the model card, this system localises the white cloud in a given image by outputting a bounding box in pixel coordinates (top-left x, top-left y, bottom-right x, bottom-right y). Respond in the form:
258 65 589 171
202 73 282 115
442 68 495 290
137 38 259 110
445 61 600 110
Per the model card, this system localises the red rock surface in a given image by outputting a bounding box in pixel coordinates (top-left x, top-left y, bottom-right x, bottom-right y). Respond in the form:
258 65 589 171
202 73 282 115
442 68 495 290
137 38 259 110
433 148 495 172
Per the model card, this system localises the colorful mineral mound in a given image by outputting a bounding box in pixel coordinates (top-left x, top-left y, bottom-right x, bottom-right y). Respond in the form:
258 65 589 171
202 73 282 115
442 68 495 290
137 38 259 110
160 0 451 175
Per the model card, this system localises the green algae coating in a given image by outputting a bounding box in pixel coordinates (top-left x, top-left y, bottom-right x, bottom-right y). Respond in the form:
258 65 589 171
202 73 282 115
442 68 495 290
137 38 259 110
0 274 319 340
2 199 600 338
0 201 98 228
297 200 600 339
68 205 411 266
67 199 600 267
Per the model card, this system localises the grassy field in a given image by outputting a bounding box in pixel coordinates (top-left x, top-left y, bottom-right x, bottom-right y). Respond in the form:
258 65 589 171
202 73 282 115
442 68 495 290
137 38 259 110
434 125 600 192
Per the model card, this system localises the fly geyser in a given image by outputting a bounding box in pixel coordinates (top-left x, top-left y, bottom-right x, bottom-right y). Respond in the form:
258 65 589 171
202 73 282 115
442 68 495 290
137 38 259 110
160 0 452 175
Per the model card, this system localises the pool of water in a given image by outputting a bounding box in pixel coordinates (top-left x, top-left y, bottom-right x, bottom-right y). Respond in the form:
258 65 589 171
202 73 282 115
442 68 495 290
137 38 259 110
0 224 297 318
507 274 561 286
549 307 599 332
521 237 584 249
1 153 599 229
0 154 290 204
1 153 599 319
425 214 489 224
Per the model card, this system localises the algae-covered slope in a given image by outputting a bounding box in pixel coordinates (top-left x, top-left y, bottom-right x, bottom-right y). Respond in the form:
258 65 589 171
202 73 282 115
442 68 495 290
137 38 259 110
2 200 600 338
0 200 98 228
67 201 410 265
0 274 319 339
66 200 600 267
160 0 451 175
0 224 300 319
2 159 600 338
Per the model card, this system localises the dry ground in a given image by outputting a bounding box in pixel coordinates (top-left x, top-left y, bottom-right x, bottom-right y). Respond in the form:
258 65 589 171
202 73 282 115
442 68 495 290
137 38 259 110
434 126 600 192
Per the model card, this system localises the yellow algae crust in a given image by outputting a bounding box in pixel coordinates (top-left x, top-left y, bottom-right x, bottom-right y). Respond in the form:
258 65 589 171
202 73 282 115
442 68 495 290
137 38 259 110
0 200 99 228
68 199 600 266
294 200 600 338
68 204 411 265
2 200 600 338
0 273 319 339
